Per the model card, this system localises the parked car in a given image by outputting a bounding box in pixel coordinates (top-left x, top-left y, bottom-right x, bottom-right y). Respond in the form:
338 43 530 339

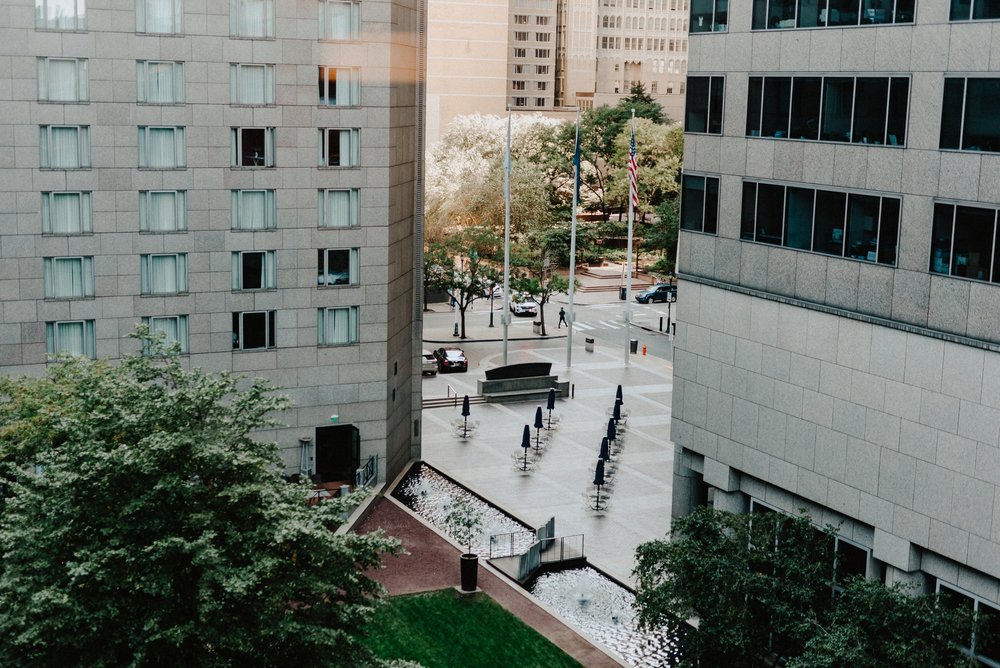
433 347 468 373
421 350 438 376
508 296 539 317
635 283 677 304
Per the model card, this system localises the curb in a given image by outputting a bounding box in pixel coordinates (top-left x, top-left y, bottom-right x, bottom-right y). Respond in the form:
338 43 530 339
423 334 569 345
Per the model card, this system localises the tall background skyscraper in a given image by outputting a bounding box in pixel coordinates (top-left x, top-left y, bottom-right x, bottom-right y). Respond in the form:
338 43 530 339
2 0 425 486
673 2 1000 660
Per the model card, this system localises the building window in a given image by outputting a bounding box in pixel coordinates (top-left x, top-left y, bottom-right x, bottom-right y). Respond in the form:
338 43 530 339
937 581 1000 665
318 248 359 286
513 80 526 90
684 76 724 134
230 63 274 105
231 189 276 230
741 180 900 265
140 253 188 294
319 0 360 40
137 60 184 103
929 202 1000 282
952 0 1000 19
139 190 186 232
535 48 550 58
233 311 276 350
39 125 90 169
536 15 550 24
37 58 87 102
756 0 916 28
535 97 546 106
514 97 527 106
318 189 360 228
231 127 275 167
941 78 1000 153
136 0 183 34
43 256 94 298
41 191 91 234
230 0 274 38
317 306 359 345
747 75 909 146
318 66 360 106
515 14 528 23
319 128 360 167
138 126 186 168
514 48 527 57
537 81 547 90
513 65 525 74
46 320 96 358
142 315 189 353
690 0 728 32
232 250 276 290
36 0 86 30
680 174 719 234
536 32 551 41
515 31 528 40
537 65 549 74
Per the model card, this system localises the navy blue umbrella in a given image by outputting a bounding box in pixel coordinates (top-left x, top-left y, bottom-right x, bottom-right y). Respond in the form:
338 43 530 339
594 459 606 510
607 418 616 444
546 388 556 428
615 384 623 403
599 436 610 462
534 406 544 448
520 424 531 471
613 399 622 423
461 395 471 437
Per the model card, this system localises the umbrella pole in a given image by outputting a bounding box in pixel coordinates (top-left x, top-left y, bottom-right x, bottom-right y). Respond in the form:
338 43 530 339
595 484 601 511
463 415 468 438
523 448 528 471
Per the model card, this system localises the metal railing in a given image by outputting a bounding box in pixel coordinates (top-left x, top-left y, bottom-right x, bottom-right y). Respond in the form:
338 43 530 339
446 383 459 407
539 534 585 565
488 529 536 559
355 454 378 488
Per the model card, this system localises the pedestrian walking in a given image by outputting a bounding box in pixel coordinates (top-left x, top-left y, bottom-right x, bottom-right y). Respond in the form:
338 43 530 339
558 307 567 328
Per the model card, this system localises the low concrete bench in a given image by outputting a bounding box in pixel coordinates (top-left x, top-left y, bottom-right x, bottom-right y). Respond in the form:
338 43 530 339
478 365 570 403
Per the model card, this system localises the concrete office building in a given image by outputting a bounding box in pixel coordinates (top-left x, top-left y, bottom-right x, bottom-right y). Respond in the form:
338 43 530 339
0 0 424 486
673 0 1000 659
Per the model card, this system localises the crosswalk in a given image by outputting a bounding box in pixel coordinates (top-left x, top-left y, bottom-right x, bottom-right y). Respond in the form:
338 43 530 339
572 319 627 331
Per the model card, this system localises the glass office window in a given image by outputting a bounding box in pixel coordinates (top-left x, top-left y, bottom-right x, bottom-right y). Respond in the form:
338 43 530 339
680 174 719 234
685 76 724 134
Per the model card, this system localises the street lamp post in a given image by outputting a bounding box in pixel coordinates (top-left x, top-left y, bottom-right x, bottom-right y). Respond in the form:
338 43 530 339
489 284 495 327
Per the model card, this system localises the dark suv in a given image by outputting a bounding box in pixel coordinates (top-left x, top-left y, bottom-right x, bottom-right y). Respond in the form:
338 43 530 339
635 283 677 304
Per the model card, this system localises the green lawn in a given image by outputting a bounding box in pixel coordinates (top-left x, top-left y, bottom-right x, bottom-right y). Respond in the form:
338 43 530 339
365 589 581 668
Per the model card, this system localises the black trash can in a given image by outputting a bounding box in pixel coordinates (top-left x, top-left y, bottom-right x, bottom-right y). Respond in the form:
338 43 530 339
585 337 595 353
629 339 638 353
619 287 626 300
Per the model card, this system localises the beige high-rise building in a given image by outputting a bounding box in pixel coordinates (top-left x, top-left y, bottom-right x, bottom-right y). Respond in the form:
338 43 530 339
426 0 690 145
0 0 425 487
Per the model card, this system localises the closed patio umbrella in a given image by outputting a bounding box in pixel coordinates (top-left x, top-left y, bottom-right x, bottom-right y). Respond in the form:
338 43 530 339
520 424 531 471
534 406 544 449
546 388 556 429
594 459 606 510
461 395 471 438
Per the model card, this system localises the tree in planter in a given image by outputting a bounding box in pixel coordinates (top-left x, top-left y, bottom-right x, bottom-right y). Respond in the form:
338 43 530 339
424 241 499 339
444 497 484 592
0 329 401 667
633 506 979 668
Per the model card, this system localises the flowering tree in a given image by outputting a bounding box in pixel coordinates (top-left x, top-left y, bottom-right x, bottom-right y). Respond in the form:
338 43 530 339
424 243 498 339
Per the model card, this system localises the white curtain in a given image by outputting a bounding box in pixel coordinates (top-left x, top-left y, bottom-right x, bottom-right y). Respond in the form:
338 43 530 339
322 189 356 227
52 257 83 297
41 0 83 30
238 65 265 104
57 321 85 356
48 126 80 168
150 255 177 293
349 248 359 284
333 69 359 106
144 127 181 167
50 192 85 233
42 59 78 101
234 0 270 36
338 130 351 166
147 191 178 231
146 62 175 103
241 190 266 229
325 1 357 39
150 316 178 345
142 0 175 33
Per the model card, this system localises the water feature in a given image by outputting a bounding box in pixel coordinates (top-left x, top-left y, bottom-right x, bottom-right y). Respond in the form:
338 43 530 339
530 567 686 667
393 463 535 556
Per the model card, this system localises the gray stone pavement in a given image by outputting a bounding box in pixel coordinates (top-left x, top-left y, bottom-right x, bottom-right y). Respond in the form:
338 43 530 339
419 338 675 587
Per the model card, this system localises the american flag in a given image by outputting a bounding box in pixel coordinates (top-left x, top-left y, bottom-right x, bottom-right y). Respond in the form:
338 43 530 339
628 125 638 209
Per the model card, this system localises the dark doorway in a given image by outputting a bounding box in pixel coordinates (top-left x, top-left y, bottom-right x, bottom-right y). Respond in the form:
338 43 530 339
315 424 360 484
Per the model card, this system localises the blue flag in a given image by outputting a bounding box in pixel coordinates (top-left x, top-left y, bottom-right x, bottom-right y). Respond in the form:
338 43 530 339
572 126 581 203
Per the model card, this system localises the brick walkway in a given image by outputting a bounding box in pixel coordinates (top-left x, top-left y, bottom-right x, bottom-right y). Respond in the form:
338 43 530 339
356 496 622 667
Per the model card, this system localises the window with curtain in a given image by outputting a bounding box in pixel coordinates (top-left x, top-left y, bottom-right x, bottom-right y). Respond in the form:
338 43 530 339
232 310 276 350
45 320 96 358
231 127 275 167
319 128 360 167
136 0 183 33
230 0 274 37
317 248 359 286
142 315 189 353
318 189 360 228
43 256 94 298
36 0 86 30
38 58 88 102
231 189 276 229
41 191 92 234
318 306 359 345
319 0 361 40
318 66 360 106
231 250 277 290
137 60 184 103
230 63 274 105
139 190 186 232
140 253 188 294
138 126 186 168
39 125 90 168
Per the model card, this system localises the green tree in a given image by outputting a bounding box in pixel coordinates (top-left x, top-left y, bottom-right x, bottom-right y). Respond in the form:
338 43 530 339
646 196 679 275
0 331 401 667
424 242 499 339
633 507 977 668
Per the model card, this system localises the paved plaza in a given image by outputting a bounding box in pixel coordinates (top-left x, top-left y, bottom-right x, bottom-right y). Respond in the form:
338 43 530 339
420 339 675 586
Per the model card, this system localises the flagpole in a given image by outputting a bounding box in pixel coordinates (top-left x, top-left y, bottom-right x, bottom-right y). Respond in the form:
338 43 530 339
502 108 512 365
566 108 580 369
624 109 636 367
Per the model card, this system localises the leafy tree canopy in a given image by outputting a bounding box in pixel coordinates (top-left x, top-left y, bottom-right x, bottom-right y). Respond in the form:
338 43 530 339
0 331 400 667
633 506 979 668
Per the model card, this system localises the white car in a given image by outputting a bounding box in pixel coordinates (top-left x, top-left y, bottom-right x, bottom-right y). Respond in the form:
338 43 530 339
421 350 438 376
509 297 539 317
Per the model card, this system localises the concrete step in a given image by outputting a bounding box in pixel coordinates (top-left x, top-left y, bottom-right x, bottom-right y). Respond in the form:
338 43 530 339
422 395 487 410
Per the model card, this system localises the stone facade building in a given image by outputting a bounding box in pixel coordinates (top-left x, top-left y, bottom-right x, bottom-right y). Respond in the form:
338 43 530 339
0 0 425 485
674 0 1000 658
